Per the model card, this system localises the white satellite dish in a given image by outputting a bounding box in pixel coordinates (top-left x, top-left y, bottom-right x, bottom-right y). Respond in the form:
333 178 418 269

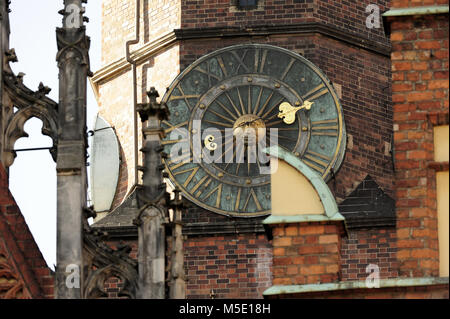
90 115 120 213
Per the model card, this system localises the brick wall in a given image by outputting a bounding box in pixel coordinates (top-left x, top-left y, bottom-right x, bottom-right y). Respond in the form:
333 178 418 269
103 276 127 299
177 208 272 298
313 38 394 201
101 240 138 298
103 232 271 299
181 0 389 46
100 0 181 203
341 228 399 281
101 0 180 65
389 4 449 277
102 0 136 64
98 45 180 207
0 164 54 299
271 221 344 285
185 233 272 299
98 71 136 195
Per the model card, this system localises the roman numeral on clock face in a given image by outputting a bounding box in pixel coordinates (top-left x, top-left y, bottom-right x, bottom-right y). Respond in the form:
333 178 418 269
231 50 250 74
302 83 329 101
302 150 332 175
162 120 188 135
167 153 192 171
280 58 296 81
195 65 222 82
202 183 223 208
190 175 211 198
168 85 200 110
217 56 228 77
242 188 262 211
311 118 339 137
173 166 200 188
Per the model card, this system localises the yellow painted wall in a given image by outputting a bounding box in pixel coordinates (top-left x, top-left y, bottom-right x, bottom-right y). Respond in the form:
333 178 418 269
434 125 449 162
270 158 324 216
437 171 449 277
433 124 449 277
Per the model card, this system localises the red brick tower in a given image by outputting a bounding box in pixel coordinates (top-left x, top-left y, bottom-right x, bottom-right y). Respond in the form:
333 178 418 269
387 0 449 279
89 0 445 299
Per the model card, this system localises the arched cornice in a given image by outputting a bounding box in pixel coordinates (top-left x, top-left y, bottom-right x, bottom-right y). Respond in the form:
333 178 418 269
84 264 138 299
264 146 344 223
83 220 138 299
1 70 58 168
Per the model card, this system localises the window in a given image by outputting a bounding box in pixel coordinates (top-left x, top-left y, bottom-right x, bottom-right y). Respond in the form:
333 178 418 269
230 0 263 12
238 0 258 9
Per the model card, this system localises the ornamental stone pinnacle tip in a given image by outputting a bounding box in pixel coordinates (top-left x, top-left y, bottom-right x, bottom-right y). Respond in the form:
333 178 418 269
147 86 159 100
5 48 18 63
147 87 160 102
38 82 52 95
138 87 169 121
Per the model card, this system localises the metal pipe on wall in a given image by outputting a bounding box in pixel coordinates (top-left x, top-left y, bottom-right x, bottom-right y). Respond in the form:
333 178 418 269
126 0 141 187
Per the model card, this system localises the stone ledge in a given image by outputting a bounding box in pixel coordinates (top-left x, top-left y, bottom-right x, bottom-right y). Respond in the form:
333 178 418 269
263 277 449 296
263 214 345 225
383 5 449 17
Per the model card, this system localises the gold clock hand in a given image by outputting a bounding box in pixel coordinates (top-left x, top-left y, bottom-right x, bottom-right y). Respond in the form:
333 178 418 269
278 101 314 125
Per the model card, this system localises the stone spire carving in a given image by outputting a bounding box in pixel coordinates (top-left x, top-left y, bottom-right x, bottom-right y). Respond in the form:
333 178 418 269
134 87 186 299
133 88 169 299
54 0 90 299
137 87 170 201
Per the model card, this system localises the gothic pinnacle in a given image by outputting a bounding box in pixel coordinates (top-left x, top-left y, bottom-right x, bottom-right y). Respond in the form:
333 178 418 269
137 88 170 123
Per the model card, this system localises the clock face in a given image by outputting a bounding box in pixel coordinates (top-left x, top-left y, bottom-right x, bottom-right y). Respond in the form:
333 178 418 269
161 44 346 217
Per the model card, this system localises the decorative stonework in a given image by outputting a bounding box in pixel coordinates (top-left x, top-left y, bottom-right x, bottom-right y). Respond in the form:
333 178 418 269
1 64 58 169
0 248 29 299
83 219 138 299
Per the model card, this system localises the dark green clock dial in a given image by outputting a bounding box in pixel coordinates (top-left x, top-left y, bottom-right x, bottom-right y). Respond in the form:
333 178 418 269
161 44 346 217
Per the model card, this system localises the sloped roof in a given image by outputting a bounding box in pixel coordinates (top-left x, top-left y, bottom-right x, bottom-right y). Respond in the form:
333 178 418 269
0 164 54 299
338 175 395 229
92 186 141 229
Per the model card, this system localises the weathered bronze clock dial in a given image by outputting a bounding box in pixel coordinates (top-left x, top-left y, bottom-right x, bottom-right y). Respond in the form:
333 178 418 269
161 44 346 217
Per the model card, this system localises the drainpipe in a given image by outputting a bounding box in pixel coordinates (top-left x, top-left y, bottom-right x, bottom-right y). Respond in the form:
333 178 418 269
126 0 140 186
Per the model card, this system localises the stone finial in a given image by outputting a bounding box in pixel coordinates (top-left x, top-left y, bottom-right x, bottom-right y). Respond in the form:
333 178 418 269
16 72 25 85
38 82 52 95
137 87 170 122
5 48 18 63
60 0 88 29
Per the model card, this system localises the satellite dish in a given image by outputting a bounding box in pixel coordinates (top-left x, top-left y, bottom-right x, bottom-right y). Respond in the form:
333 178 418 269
90 115 120 213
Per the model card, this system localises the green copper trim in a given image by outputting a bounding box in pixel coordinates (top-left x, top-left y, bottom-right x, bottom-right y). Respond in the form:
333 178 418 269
383 5 449 17
263 277 449 296
263 213 344 225
264 146 340 219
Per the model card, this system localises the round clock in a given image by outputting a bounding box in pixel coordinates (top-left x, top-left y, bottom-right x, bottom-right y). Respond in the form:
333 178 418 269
161 44 346 217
